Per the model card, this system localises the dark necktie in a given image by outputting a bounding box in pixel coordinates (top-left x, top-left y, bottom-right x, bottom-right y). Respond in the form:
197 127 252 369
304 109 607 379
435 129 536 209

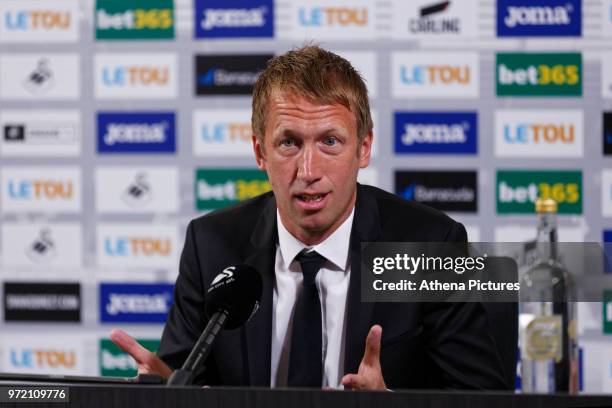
287 250 327 387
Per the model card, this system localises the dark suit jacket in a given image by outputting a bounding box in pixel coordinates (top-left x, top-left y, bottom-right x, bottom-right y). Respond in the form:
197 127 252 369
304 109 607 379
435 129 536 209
157 184 508 389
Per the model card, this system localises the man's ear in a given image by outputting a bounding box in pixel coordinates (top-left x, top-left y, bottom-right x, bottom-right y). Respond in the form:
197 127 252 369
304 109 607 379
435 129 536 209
252 134 266 171
358 131 373 169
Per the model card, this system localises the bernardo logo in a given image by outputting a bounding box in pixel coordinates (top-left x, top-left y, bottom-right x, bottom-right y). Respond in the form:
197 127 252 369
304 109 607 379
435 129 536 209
0 1 78 43
392 52 479 98
3 282 80 322
495 110 583 158
395 171 477 212
394 112 477 154
193 109 252 157
99 283 174 323
99 339 159 377
1 167 81 213
195 54 271 96
604 113 612 155
497 0 581 37
97 223 178 268
195 169 271 211
496 170 582 214
95 53 177 99
96 0 174 40
195 0 273 38
97 112 176 153
496 52 582 96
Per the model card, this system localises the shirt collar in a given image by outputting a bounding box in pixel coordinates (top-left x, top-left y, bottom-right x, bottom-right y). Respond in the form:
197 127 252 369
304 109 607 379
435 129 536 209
276 207 355 271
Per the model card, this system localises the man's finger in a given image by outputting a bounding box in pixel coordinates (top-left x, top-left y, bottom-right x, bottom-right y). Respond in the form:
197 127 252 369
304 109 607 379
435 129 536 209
110 329 153 365
341 374 359 389
361 325 382 367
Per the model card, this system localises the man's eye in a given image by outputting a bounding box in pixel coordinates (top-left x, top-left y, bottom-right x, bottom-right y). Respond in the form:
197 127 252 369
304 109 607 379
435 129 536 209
323 137 338 146
280 138 295 147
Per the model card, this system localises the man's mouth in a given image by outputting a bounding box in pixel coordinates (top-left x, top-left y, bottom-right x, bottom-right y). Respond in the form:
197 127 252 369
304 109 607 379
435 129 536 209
297 194 325 202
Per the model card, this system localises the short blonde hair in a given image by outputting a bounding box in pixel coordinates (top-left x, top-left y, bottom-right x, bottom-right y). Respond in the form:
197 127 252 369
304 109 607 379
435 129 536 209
251 45 373 145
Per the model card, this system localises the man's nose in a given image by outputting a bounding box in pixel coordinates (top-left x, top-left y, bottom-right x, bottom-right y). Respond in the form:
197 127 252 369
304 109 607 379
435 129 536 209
297 144 323 183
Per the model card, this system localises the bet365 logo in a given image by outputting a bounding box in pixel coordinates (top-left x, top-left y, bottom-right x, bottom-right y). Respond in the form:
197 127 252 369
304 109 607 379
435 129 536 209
496 170 582 214
496 53 582 96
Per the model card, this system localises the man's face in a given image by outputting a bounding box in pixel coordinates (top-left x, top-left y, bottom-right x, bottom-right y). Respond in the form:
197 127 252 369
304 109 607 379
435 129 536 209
253 93 372 245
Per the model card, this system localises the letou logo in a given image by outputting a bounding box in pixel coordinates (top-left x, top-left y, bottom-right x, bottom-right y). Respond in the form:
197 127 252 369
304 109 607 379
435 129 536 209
496 170 582 214
97 112 176 154
394 112 477 154
1 222 82 268
96 0 174 40
193 109 252 157
394 170 477 212
286 0 375 40
497 0 581 37
3 336 84 375
95 53 177 99
0 54 79 100
496 52 582 96
95 167 179 213
495 110 583 158
99 283 174 323
3 282 80 322
195 54 271 96
99 339 159 377
97 223 179 269
195 0 273 39
195 169 271 211
0 0 78 43
0 110 80 157
1 166 81 213
392 52 479 98
392 0 478 39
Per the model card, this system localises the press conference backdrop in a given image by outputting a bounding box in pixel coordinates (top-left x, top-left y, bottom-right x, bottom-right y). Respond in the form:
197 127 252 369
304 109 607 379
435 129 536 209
0 0 611 393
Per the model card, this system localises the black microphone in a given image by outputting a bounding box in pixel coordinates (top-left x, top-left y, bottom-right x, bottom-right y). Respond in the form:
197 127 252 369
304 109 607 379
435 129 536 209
166 265 262 386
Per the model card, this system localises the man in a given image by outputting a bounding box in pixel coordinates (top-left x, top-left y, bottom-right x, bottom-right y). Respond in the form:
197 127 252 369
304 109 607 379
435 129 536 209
111 46 508 390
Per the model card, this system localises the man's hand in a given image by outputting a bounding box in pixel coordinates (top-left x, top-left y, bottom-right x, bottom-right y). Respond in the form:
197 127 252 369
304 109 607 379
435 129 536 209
110 329 173 379
341 325 387 391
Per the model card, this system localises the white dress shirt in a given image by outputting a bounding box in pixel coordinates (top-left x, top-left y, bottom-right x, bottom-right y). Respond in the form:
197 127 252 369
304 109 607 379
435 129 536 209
270 208 354 388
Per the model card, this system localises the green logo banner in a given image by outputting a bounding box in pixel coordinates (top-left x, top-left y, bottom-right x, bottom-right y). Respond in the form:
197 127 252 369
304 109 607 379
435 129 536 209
99 339 160 377
604 290 612 334
496 170 582 214
195 169 271 211
496 53 582 96
95 0 174 40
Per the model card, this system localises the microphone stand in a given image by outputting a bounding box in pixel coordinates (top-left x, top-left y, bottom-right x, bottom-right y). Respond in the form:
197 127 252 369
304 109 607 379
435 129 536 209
166 309 229 386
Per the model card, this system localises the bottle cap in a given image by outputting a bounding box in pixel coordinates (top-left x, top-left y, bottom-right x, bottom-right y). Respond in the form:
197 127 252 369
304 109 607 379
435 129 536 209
535 198 557 213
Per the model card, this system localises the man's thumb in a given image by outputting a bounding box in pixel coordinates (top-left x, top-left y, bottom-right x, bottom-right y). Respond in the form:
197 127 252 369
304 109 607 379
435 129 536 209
362 325 382 366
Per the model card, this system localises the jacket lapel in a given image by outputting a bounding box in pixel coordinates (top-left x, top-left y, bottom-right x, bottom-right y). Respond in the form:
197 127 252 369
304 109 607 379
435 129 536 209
243 195 277 386
344 185 382 374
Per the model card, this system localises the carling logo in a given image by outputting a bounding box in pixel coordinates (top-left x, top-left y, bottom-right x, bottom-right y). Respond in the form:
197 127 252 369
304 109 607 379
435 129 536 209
97 112 175 153
195 0 273 38
0 0 79 43
95 53 177 99
285 0 375 40
99 283 174 323
495 110 583 158
95 167 179 213
392 51 479 98
0 54 79 100
195 168 272 210
193 109 252 157
97 223 179 268
394 170 477 212
497 0 581 37
95 0 174 40
1 222 82 268
1 166 81 213
392 0 478 39
195 54 271 95
3 282 80 322
394 112 477 154
0 110 80 157
3 336 84 375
